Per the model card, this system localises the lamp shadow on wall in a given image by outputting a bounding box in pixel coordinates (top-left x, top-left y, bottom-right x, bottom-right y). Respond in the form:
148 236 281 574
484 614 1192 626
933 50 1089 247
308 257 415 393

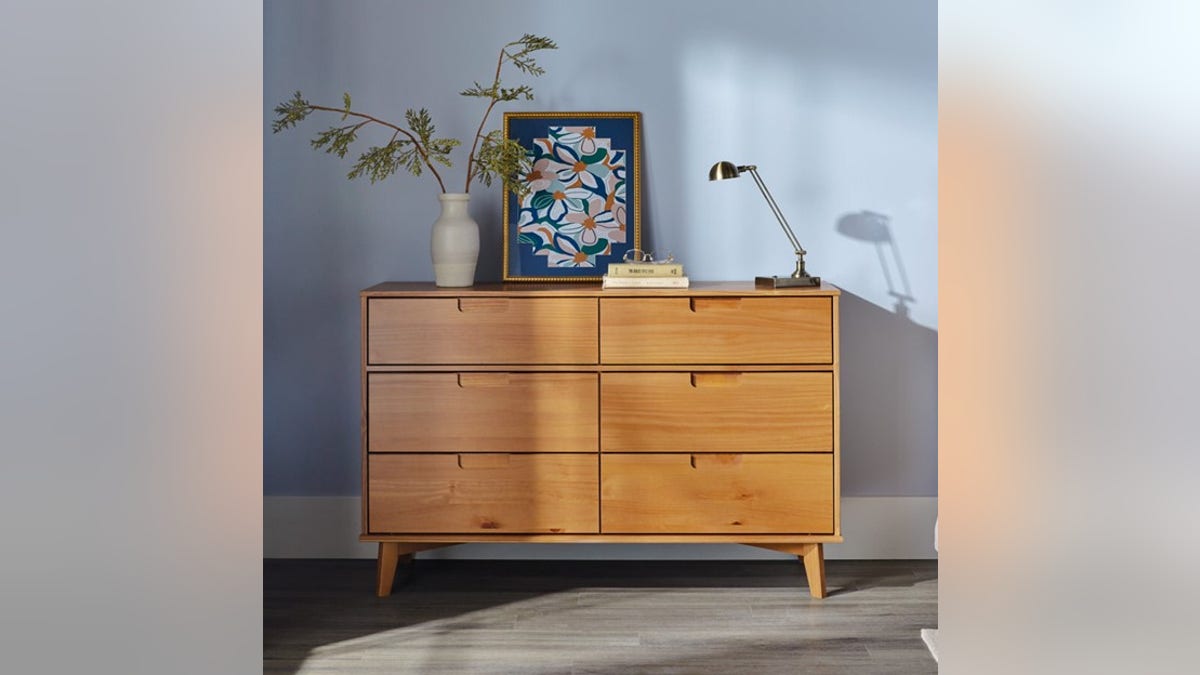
835 211 937 496
836 211 915 317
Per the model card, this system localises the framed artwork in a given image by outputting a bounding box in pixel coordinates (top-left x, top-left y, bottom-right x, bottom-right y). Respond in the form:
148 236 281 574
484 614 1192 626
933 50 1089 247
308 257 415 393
502 112 642 281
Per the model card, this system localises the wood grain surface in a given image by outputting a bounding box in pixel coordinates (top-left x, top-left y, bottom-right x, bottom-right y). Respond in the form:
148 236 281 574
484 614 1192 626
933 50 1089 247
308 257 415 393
600 453 833 534
600 372 833 452
369 454 599 534
600 296 833 364
368 297 598 364
362 280 842 297
368 372 599 452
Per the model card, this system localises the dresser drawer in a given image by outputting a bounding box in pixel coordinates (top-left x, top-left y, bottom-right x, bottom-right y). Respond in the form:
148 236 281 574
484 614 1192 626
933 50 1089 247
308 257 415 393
369 454 599 534
601 372 833 452
368 372 598 452
601 453 833 534
368 298 598 364
600 297 832 364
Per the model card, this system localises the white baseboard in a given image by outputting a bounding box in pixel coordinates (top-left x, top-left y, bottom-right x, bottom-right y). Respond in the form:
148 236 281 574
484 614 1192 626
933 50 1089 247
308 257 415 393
264 496 938 560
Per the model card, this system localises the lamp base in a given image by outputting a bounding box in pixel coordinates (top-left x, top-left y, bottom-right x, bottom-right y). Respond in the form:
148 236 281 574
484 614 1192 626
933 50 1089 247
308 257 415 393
755 275 821 288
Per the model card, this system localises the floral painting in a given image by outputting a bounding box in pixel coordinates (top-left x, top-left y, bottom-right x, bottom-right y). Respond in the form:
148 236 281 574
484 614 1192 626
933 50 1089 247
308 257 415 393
503 113 641 281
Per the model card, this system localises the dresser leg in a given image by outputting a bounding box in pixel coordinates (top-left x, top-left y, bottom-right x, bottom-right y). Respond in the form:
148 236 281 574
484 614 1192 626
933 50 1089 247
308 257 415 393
373 543 449 596
376 543 400 597
800 543 827 598
748 543 830 597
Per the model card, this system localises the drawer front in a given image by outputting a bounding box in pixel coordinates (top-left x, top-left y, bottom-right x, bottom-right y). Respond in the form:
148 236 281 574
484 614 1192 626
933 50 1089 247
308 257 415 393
369 454 599 534
368 372 598 452
600 297 832 364
368 298 598 364
601 372 833 452
601 453 833 534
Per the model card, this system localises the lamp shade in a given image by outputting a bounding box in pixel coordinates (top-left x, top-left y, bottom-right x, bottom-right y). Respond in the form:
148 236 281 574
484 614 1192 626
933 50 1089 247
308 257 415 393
708 161 741 181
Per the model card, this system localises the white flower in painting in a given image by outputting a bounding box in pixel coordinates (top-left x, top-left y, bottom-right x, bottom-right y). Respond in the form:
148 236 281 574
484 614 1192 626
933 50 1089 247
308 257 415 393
542 186 592 221
523 158 559 193
555 126 600 156
560 199 623 246
543 234 596 268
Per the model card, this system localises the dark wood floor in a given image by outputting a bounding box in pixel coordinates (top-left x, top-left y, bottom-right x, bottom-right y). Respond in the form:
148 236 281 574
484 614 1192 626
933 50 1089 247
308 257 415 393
265 558 937 674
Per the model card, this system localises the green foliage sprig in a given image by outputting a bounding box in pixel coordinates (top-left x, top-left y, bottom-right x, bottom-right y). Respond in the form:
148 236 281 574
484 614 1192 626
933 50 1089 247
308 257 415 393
272 34 556 196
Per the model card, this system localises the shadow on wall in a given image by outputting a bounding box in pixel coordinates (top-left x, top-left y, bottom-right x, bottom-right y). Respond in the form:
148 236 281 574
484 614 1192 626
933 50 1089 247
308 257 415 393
836 211 937 496
837 211 915 317
473 198 503 281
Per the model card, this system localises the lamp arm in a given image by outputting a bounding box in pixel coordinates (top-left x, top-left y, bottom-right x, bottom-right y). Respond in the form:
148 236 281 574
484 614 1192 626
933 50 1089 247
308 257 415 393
745 167 806 255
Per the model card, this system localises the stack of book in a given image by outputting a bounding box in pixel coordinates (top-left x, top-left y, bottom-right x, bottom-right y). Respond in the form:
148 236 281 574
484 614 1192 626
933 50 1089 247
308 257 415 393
602 261 689 288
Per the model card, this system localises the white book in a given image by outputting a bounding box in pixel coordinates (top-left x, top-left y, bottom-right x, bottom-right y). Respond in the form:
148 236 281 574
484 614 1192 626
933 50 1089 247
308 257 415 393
602 275 690 289
604 262 685 277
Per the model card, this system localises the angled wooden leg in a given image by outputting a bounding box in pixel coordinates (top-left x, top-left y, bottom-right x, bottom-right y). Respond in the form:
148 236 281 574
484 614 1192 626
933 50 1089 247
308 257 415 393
372 543 451 596
376 543 400 597
751 543 828 598
800 543 827 599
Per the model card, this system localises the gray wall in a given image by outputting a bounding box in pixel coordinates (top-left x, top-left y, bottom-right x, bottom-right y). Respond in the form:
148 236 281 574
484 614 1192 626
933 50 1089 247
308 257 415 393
265 0 937 497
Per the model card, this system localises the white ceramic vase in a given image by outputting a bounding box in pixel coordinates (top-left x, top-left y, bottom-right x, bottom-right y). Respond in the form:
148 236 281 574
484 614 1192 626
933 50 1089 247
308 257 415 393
430 193 480 287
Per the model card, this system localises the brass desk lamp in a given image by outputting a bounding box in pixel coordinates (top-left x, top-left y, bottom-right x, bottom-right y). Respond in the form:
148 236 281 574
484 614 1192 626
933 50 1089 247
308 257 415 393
708 161 821 288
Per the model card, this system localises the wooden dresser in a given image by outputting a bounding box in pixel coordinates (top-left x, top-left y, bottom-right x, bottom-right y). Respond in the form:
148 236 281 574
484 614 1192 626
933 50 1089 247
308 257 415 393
360 281 841 597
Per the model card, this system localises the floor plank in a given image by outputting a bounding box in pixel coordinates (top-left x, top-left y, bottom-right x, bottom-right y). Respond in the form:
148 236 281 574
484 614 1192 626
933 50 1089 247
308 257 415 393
265 559 937 674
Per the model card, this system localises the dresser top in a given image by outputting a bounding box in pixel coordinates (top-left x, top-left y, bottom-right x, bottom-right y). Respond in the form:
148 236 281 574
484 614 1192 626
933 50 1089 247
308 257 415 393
362 281 841 297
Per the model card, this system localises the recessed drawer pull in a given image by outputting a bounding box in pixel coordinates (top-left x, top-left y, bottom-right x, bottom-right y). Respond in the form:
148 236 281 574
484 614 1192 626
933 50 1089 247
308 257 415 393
458 453 511 469
690 453 743 468
458 372 511 387
690 372 742 387
457 298 510 313
689 297 742 312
